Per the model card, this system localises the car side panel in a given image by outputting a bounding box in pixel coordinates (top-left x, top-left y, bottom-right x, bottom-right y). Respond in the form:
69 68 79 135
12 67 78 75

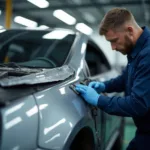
0 95 38 150
34 80 97 150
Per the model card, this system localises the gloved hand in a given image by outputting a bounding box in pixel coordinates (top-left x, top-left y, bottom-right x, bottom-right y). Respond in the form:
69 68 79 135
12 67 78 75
88 81 105 93
75 84 100 106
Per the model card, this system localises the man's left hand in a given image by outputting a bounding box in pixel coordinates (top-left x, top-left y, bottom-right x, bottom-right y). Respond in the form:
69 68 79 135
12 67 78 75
75 84 100 106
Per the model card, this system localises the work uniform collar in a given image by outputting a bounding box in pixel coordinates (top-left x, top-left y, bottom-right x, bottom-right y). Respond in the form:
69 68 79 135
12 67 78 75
128 26 150 59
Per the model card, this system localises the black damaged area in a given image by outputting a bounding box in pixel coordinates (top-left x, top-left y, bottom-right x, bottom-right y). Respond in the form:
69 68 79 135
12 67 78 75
0 80 65 107
0 65 74 87
0 85 36 107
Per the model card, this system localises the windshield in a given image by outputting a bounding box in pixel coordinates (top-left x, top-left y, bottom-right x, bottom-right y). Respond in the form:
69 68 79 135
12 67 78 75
0 30 75 68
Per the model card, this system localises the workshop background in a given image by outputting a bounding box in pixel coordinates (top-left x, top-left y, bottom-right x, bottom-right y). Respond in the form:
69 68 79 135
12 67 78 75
0 0 149 149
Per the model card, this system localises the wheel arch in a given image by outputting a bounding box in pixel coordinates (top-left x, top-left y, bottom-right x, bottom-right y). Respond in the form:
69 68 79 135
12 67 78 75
70 126 96 150
62 117 97 150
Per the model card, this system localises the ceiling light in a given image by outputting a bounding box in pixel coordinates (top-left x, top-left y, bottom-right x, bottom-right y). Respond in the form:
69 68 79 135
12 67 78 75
0 29 6 33
53 10 76 25
75 23 93 35
38 25 49 29
27 0 49 8
14 16 38 27
43 30 74 39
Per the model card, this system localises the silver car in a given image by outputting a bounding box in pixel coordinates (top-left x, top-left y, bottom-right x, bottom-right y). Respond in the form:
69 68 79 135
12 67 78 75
0 29 124 150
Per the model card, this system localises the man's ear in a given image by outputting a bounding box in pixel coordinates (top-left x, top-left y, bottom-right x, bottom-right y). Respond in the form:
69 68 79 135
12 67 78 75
127 26 134 35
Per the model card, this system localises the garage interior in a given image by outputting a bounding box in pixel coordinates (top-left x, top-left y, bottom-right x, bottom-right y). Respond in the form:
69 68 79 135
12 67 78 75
0 0 149 67
0 0 150 150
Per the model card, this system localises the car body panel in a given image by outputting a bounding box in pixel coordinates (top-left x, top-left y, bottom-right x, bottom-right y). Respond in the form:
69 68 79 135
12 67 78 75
0 95 38 150
34 79 96 150
0 29 124 150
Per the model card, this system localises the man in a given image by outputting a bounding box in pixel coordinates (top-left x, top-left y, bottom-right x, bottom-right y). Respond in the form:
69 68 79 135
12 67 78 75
75 8 150 150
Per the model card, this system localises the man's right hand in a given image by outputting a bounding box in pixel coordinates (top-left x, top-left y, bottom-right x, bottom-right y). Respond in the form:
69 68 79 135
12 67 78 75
88 81 105 92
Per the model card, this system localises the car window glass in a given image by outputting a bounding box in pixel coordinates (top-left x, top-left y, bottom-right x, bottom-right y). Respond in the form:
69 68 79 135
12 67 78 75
85 41 111 76
0 30 75 68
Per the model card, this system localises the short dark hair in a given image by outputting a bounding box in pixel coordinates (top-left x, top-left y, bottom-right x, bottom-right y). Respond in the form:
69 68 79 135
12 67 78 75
99 8 135 35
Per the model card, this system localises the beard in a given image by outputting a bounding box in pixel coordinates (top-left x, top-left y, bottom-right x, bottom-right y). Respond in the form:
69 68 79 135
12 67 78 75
117 35 134 55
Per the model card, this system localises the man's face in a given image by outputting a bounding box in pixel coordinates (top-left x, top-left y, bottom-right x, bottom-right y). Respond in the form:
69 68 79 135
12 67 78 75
105 29 134 55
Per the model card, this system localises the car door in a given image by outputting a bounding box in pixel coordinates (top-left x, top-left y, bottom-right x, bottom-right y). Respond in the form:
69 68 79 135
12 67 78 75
84 40 122 149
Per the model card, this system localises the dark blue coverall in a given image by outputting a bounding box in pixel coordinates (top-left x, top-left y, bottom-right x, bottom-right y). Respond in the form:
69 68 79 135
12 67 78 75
97 27 150 150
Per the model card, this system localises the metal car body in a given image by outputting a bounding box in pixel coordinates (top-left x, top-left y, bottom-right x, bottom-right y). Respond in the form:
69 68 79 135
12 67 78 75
0 28 124 150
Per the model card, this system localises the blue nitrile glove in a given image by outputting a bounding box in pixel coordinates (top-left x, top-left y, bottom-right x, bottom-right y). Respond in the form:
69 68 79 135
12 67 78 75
75 84 100 106
88 81 105 93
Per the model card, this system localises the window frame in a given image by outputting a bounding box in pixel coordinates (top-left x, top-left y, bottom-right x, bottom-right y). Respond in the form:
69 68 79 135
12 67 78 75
85 40 111 77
